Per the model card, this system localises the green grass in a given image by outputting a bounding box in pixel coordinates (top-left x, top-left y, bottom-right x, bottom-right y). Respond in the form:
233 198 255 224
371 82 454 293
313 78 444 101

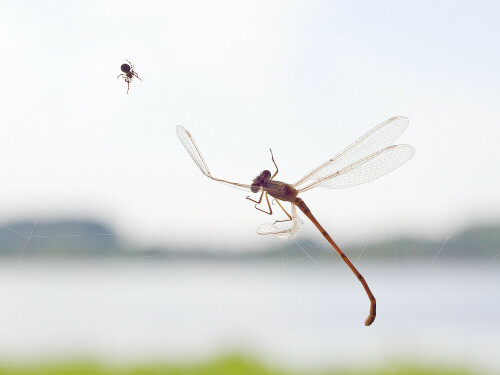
0 356 477 375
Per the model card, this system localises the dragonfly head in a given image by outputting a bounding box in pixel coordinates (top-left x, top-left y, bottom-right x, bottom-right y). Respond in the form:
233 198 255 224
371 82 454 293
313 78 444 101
251 170 271 193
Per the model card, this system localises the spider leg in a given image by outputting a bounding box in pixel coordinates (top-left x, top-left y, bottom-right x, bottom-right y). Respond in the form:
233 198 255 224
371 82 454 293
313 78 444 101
117 73 125 79
133 72 142 81
126 60 134 70
127 80 130 94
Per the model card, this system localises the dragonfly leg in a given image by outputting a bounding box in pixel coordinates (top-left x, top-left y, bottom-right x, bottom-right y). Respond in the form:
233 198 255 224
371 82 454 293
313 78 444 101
253 192 273 215
273 200 293 224
270 149 279 179
246 191 264 204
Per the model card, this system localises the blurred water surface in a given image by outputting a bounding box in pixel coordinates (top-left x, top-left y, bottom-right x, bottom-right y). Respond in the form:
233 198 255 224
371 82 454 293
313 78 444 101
0 259 498 373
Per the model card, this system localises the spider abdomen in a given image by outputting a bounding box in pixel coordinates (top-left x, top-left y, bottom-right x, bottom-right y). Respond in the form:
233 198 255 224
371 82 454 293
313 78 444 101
121 64 131 73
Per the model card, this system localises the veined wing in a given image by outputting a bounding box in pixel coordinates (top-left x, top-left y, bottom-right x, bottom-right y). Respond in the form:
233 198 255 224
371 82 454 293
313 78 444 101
176 126 254 192
294 116 409 189
298 144 414 192
257 203 303 239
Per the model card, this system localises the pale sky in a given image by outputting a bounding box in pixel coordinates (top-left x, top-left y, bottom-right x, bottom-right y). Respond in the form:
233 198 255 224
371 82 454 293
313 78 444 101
1 1 499 249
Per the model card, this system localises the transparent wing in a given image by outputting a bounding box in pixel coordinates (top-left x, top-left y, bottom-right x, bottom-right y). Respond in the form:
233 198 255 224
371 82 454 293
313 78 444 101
294 117 409 189
176 126 211 176
298 144 415 192
176 126 253 192
215 180 255 192
257 204 304 240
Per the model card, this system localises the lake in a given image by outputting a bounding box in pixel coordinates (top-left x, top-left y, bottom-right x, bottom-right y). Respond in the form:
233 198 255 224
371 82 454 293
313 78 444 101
0 258 498 373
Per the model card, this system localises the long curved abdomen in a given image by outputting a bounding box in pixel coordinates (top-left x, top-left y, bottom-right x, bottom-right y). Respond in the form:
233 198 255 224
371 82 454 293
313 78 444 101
294 197 377 326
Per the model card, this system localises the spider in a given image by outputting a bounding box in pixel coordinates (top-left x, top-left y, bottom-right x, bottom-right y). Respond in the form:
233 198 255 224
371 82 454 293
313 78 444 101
117 59 142 94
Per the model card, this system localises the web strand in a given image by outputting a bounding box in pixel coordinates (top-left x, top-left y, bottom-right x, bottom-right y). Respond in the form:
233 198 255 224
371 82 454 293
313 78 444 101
17 216 38 262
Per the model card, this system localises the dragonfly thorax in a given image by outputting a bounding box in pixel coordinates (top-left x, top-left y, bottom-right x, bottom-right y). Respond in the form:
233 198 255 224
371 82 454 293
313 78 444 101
251 170 271 193
264 180 298 202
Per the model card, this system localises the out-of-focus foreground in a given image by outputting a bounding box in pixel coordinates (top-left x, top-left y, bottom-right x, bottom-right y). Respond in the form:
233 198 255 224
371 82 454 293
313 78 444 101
0 356 476 375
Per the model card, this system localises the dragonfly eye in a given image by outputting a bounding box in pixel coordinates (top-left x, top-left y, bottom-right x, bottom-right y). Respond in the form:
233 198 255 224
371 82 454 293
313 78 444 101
251 170 272 193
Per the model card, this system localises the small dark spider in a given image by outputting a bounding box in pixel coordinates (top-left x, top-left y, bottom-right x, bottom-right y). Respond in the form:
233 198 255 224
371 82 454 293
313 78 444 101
117 59 142 94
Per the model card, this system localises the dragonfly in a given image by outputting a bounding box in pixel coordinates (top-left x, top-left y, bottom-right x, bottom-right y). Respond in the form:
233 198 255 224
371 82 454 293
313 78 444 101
176 116 414 326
